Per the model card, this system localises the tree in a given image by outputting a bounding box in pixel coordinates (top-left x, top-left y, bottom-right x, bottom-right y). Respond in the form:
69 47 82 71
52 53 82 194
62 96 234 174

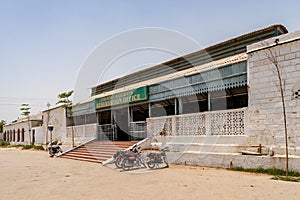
0 120 6 133
20 103 31 116
20 104 32 144
56 90 74 114
266 46 289 179
56 90 75 146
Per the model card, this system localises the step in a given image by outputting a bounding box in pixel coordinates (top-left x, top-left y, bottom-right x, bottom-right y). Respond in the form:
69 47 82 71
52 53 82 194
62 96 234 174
59 141 136 164
61 155 101 163
65 151 114 158
61 152 111 161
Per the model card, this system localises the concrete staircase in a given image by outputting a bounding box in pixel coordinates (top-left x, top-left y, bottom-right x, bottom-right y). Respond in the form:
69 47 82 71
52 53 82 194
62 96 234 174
59 140 136 164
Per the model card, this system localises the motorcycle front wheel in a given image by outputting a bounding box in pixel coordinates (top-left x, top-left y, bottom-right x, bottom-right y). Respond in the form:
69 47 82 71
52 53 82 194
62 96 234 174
163 156 168 165
114 158 122 169
49 149 54 157
147 159 156 169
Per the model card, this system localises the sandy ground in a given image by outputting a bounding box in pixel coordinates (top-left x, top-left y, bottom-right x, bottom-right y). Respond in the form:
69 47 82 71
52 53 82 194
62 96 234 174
0 148 299 200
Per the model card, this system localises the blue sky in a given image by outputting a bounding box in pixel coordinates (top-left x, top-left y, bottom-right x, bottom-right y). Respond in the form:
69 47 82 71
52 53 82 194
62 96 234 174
1 0 300 122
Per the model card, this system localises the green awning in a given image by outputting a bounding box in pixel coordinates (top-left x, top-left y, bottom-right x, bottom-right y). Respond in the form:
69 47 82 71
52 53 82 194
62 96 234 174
149 61 247 102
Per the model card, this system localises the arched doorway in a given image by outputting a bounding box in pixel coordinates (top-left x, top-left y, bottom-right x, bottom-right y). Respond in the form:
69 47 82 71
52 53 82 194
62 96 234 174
32 129 35 145
17 129 20 142
13 130 15 141
3 131 6 141
21 128 25 142
10 130 12 142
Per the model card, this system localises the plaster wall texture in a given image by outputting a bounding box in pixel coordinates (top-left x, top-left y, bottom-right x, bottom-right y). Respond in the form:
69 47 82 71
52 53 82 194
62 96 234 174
151 30 300 172
247 31 300 156
42 106 67 145
4 118 41 145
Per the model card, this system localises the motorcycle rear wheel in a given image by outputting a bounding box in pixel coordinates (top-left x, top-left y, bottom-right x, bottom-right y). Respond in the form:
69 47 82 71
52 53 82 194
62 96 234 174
147 159 156 169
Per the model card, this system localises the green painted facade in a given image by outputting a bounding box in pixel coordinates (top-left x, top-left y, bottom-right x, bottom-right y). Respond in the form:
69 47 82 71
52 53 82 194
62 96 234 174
95 86 148 109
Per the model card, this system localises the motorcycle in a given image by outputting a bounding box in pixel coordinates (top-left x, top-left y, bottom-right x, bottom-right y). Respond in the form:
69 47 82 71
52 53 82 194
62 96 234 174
48 145 63 157
121 145 146 171
146 147 169 169
113 145 139 168
113 150 128 168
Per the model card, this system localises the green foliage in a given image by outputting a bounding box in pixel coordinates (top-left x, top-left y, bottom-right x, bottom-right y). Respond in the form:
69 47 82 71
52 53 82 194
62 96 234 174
58 90 73 99
20 104 31 116
22 145 44 150
229 167 300 177
56 90 74 115
56 90 73 107
0 140 10 147
0 120 6 132
272 176 300 182
33 145 44 150
0 142 44 150
8 144 24 148
22 145 33 149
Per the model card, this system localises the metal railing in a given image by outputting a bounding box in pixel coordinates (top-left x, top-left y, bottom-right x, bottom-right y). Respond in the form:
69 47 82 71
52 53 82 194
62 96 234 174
129 121 147 141
97 124 116 141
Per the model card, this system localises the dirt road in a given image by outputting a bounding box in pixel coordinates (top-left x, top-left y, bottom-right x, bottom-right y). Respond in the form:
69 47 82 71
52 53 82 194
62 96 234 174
0 148 299 200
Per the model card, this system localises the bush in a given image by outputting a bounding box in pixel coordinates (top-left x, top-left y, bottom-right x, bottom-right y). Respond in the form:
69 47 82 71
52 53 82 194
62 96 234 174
272 176 300 182
0 140 10 147
22 144 45 150
33 145 44 150
9 144 24 148
229 167 300 177
22 145 33 150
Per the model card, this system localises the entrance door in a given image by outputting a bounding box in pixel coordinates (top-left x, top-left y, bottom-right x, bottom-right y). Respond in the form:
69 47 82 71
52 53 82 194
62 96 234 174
32 129 35 145
114 108 129 141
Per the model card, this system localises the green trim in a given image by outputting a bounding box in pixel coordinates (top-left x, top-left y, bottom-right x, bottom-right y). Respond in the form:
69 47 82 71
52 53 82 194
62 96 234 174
149 62 247 102
95 86 148 109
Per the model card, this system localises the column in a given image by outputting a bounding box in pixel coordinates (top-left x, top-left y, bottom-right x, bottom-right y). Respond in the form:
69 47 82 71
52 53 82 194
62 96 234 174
148 102 152 118
208 92 211 111
174 98 178 115
178 97 183 114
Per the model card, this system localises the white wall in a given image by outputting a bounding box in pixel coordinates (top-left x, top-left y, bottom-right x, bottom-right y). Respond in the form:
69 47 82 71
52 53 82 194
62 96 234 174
42 107 67 145
4 120 32 145
247 30 300 156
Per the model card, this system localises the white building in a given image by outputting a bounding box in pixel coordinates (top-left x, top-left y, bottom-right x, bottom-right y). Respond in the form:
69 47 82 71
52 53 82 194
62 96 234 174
3 114 43 145
65 24 300 171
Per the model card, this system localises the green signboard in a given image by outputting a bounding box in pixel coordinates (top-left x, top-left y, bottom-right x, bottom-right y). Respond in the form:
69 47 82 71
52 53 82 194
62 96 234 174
95 86 148 109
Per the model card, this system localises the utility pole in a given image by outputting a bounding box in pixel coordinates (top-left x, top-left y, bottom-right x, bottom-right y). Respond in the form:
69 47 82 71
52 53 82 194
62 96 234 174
45 102 51 150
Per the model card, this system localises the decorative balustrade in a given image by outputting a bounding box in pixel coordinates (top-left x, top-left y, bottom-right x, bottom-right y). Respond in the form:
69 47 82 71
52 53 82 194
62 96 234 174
147 108 247 136
210 109 245 135
147 116 173 137
176 113 206 135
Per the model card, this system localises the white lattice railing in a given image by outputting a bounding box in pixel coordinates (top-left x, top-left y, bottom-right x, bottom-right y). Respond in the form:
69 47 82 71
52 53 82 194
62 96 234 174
147 108 247 136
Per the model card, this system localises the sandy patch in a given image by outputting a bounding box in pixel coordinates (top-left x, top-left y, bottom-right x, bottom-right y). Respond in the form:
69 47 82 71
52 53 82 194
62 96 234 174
0 148 299 200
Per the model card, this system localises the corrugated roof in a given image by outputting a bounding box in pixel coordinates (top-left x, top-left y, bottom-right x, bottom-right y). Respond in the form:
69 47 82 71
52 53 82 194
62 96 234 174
87 52 247 101
91 24 287 96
